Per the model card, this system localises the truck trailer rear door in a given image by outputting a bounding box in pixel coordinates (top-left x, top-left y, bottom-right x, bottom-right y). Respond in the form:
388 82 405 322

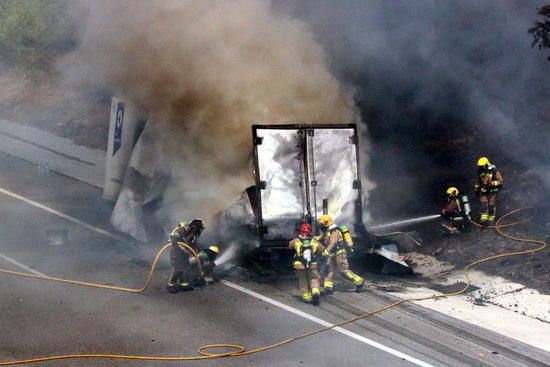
253 124 362 247
253 128 307 241
306 127 361 234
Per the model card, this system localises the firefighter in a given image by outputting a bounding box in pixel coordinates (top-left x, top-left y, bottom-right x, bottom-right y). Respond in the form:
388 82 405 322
441 187 468 234
167 219 205 293
318 215 364 293
190 245 219 286
289 223 323 305
474 157 503 225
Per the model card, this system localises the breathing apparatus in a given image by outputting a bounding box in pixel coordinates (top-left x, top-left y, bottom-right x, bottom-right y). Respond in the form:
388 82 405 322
460 195 471 220
296 223 314 267
301 239 313 267
339 226 354 249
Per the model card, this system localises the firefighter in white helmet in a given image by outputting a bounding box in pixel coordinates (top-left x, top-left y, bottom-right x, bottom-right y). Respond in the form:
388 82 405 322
317 214 364 293
474 157 503 225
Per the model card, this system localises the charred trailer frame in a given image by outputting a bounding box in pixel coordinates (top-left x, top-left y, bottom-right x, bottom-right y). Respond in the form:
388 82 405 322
251 124 366 249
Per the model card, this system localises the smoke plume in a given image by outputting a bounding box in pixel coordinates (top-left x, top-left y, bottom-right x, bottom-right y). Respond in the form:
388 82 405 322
61 0 360 223
276 0 550 217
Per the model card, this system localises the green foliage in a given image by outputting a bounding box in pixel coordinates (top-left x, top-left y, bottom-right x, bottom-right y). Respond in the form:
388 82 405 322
528 5 550 60
0 0 76 76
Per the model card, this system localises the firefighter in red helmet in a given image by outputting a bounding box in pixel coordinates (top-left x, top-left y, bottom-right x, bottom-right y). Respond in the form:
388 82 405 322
289 223 324 305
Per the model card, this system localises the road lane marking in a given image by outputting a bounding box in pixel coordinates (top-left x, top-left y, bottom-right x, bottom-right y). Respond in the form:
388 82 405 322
0 186 433 366
222 280 434 367
0 253 46 276
1 249 434 367
0 186 126 241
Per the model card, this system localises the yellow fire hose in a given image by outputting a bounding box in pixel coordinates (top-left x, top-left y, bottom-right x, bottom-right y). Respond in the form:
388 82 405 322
0 242 202 293
0 208 546 365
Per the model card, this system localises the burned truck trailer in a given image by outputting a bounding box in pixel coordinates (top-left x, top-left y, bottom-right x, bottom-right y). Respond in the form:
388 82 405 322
213 123 413 272
251 124 365 248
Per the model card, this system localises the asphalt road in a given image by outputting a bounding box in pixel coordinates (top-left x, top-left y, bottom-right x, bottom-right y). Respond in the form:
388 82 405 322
0 151 548 367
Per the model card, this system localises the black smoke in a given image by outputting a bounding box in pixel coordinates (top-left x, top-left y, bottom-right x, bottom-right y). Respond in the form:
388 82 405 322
276 0 550 219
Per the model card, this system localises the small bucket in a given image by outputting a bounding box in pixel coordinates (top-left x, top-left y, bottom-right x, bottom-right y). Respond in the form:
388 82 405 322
46 228 68 246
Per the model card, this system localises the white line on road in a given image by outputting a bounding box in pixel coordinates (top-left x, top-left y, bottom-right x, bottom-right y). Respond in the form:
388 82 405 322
0 186 126 242
0 186 433 366
222 280 434 367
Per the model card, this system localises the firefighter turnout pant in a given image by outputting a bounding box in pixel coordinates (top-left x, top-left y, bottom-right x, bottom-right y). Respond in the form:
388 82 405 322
293 261 321 302
440 216 465 234
168 245 193 289
324 252 363 291
480 193 498 222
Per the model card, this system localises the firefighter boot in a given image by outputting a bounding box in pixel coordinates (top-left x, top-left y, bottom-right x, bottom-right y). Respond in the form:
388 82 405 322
302 291 313 304
342 270 364 292
322 280 334 295
177 281 194 292
167 270 182 293
441 223 459 234
480 213 489 225
167 281 178 294
487 205 496 225
355 279 365 293
311 288 321 306
194 277 207 287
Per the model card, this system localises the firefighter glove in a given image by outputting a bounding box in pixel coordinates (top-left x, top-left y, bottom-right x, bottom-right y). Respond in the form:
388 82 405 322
170 233 180 245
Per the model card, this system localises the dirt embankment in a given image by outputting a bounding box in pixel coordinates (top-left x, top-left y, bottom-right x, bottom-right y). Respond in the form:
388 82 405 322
368 128 549 296
412 212 549 295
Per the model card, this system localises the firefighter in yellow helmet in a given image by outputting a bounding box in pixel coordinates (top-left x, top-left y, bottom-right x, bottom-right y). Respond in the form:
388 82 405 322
167 219 205 293
190 245 219 286
289 223 323 305
441 187 469 234
474 157 503 225
317 214 364 293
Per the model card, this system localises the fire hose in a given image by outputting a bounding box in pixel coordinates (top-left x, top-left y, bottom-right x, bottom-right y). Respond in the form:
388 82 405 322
0 208 546 365
0 242 202 293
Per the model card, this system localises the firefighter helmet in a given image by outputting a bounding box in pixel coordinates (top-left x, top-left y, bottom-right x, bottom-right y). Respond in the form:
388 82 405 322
298 223 313 237
204 245 219 261
318 214 334 227
189 219 205 234
446 187 459 196
477 157 490 167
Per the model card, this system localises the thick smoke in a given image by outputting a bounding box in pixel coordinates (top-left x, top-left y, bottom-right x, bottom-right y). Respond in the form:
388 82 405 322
61 0 360 224
276 0 550 217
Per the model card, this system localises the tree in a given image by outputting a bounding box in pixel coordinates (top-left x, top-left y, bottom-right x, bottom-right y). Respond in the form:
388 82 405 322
0 0 76 76
528 5 550 60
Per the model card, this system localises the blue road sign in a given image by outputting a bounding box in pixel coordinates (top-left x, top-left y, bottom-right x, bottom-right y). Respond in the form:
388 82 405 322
113 102 125 156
